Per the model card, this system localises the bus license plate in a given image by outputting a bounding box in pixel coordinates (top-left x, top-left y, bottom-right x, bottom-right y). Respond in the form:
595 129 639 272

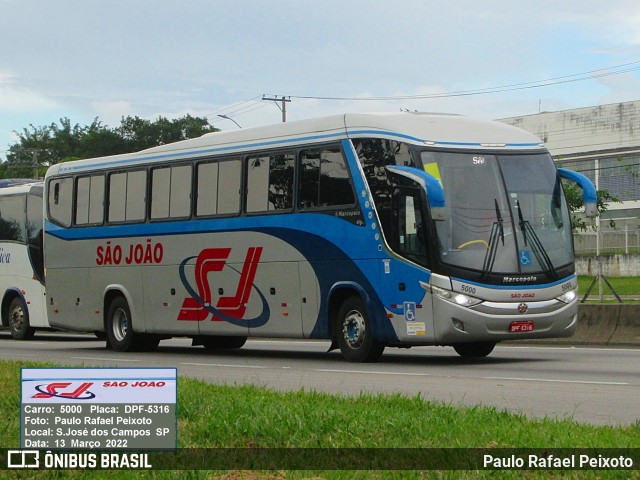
509 321 534 333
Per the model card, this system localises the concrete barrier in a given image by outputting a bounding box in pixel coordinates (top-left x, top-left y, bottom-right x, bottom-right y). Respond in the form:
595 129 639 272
575 254 640 276
512 304 640 347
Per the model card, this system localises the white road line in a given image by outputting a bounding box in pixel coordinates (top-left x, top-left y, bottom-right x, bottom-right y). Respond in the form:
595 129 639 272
177 363 631 386
3 353 142 363
181 363 269 369
499 345 640 353
481 376 629 386
68 356 141 362
319 369 631 385
314 368 439 377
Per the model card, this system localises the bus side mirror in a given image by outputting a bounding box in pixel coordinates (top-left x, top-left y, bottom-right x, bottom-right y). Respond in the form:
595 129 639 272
557 168 597 218
385 166 445 220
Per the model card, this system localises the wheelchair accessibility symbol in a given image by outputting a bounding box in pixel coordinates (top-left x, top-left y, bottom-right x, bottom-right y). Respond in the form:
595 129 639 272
520 250 532 266
403 302 417 322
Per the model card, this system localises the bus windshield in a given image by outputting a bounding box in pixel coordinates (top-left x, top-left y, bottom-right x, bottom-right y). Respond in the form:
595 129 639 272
421 151 573 277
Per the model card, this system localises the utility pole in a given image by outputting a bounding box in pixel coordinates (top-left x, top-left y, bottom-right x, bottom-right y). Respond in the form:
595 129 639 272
13 148 41 179
595 158 602 301
32 150 39 179
262 95 291 122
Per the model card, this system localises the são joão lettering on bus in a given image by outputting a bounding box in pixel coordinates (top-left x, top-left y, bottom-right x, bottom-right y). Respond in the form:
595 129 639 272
96 239 164 266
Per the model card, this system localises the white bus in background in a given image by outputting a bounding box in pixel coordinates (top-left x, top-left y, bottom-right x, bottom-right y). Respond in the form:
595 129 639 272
0 180 48 339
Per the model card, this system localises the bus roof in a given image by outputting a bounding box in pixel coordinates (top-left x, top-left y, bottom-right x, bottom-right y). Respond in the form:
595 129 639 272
0 180 43 195
46 112 545 176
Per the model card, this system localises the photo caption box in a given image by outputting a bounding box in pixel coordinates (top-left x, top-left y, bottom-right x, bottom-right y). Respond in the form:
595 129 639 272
20 368 177 450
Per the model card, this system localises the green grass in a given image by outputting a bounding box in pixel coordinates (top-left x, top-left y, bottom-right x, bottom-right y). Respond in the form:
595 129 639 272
2 360 638 479
578 275 640 301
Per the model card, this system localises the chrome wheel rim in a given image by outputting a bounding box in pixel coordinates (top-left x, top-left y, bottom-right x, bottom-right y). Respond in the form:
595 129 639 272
342 309 366 349
9 304 24 332
112 308 128 342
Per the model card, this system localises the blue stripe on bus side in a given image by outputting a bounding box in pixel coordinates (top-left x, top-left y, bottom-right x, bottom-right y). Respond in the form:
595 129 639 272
451 274 577 290
45 213 370 241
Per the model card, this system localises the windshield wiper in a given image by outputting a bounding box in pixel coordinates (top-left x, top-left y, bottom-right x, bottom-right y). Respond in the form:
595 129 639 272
494 199 504 245
481 199 505 279
516 200 557 279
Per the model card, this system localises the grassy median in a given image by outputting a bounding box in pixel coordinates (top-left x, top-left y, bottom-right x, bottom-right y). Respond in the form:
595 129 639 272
577 275 640 300
1 360 638 479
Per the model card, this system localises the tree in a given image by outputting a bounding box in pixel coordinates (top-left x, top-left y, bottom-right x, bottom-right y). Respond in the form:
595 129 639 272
1 115 218 178
562 180 619 232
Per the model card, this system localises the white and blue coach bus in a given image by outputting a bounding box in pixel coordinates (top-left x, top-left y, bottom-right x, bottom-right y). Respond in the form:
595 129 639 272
0 180 48 339
43 113 596 361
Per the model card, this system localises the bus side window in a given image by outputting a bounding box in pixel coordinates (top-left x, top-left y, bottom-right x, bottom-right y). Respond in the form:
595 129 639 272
108 170 147 223
246 153 294 213
0 194 26 242
26 191 43 244
299 152 320 208
353 138 417 240
151 165 192 219
48 178 73 227
26 190 45 284
196 159 241 216
126 170 147 221
75 175 105 225
299 147 355 209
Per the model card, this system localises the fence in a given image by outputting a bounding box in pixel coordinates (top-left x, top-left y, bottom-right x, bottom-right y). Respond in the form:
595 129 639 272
574 226 640 255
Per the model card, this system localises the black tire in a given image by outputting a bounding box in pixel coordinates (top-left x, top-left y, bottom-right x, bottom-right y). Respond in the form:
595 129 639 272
8 296 35 340
453 342 496 358
106 296 159 352
200 336 247 350
335 296 385 362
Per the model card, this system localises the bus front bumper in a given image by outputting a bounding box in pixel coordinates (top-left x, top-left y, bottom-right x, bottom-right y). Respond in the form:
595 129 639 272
432 296 578 345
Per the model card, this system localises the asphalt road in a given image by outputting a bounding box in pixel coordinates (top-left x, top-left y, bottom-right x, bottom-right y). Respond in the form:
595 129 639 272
2 331 638 426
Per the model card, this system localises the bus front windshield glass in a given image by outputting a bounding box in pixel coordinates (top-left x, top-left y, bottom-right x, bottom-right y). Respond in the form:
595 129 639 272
421 151 573 277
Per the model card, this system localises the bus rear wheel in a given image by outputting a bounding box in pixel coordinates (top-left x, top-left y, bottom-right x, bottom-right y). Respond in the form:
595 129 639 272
453 342 496 358
336 296 385 362
8 297 34 340
106 296 159 352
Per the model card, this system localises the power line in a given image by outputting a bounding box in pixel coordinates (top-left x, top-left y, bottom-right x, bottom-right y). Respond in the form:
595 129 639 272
289 60 640 101
209 102 271 128
205 96 262 118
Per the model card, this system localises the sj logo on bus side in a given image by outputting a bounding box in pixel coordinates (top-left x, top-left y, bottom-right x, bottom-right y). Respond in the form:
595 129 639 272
177 247 270 328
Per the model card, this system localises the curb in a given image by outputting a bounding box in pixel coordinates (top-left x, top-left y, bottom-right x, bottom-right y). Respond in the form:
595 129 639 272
512 304 640 347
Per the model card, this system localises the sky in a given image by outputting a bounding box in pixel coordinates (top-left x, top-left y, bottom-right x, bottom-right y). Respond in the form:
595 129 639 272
2 0 640 160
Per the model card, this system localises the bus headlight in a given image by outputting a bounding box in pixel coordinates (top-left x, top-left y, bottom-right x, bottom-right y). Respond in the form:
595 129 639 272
556 289 577 304
431 285 482 307
453 293 482 307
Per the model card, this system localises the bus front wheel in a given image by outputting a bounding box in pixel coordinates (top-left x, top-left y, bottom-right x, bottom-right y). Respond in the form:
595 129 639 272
336 296 385 362
8 297 34 340
453 342 496 358
106 296 159 352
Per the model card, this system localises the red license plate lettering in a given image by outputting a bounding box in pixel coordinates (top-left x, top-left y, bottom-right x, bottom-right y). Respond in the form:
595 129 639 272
509 321 534 333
